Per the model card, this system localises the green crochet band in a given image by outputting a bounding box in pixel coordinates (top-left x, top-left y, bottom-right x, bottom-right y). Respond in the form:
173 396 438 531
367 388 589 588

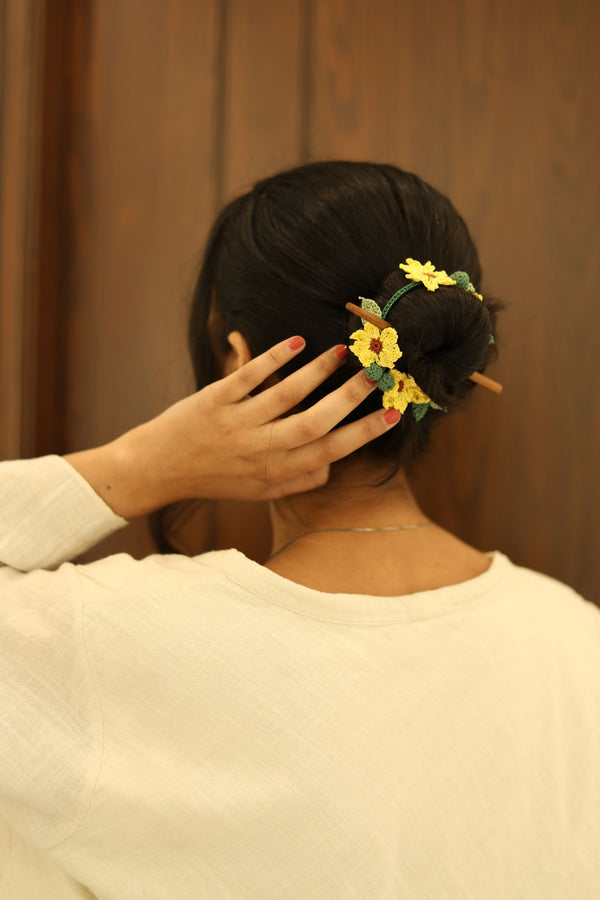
381 268 482 320
380 282 419 319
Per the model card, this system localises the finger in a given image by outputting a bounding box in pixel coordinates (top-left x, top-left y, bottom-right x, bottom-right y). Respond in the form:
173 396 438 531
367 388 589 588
282 406 401 472
212 336 307 404
261 465 331 500
274 370 379 450
245 344 349 425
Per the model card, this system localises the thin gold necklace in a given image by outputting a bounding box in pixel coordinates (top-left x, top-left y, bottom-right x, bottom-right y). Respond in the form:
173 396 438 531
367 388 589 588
270 521 432 557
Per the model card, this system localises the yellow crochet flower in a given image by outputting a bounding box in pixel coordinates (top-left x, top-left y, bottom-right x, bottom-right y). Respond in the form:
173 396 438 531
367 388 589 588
399 258 456 292
349 322 402 369
382 369 431 413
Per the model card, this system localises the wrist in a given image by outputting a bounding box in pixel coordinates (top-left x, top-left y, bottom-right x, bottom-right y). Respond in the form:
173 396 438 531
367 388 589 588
63 426 172 520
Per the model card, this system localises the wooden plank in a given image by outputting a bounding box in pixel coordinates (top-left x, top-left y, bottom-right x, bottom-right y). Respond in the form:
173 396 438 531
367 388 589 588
64 0 221 560
222 0 306 200
309 0 600 599
33 0 75 457
0 0 44 459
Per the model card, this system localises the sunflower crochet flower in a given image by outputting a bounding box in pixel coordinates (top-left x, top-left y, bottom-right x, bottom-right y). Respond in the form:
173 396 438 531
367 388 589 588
349 322 402 369
399 258 456 292
381 369 432 413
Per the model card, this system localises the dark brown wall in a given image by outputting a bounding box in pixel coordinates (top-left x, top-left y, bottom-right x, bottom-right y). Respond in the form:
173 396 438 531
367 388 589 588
2 0 599 602
0 0 45 459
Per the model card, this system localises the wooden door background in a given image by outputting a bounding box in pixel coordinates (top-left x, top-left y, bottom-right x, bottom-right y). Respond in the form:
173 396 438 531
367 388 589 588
2 0 599 603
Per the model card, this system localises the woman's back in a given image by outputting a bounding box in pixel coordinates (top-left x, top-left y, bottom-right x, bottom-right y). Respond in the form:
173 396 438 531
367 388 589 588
4 466 600 899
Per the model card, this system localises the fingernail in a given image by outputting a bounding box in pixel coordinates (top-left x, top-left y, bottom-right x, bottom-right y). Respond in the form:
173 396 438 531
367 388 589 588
383 408 401 425
287 336 305 351
334 345 348 361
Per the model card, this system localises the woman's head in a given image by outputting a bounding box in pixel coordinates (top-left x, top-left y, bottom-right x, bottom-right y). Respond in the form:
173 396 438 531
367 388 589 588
189 161 503 484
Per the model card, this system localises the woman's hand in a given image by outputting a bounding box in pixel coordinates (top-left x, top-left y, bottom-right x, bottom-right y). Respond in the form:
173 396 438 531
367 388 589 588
64 336 401 519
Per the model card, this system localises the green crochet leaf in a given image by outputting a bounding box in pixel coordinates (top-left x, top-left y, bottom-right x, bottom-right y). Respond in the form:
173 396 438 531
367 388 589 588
358 297 383 325
412 402 431 421
489 334 495 345
377 371 395 392
430 400 446 412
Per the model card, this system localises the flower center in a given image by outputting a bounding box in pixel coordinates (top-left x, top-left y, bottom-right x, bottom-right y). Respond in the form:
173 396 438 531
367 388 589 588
369 338 383 354
396 380 405 392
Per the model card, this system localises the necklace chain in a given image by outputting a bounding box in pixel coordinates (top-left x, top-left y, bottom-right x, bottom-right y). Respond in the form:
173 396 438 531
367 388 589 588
271 521 432 557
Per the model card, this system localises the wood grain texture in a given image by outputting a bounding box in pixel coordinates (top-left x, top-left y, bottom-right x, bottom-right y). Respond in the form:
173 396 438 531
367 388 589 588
309 0 600 600
0 0 44 459
33 0 74 457
64 0 220 559
221 0 306 200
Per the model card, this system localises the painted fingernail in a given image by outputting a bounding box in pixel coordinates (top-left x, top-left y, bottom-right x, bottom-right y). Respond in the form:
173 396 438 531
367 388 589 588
363 372 377 386
287 336 305 351
334 345 348 361
383 408 401 425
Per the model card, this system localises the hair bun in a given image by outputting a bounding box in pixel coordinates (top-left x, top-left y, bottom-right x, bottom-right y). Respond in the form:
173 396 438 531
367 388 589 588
373 269 495 408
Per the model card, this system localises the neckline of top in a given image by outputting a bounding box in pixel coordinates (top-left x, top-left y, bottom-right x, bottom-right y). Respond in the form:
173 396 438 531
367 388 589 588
196 549 514 624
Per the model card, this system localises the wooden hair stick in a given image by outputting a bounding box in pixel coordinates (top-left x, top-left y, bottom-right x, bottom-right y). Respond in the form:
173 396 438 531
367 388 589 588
345 302 503 395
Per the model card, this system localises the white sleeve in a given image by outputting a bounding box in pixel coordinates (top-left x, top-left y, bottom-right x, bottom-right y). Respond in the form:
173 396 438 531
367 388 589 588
0 455 128 571
0 455 125 849
0 560 104 851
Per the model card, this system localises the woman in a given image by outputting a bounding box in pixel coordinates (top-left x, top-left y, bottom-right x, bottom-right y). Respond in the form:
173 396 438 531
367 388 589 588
1 162 598 898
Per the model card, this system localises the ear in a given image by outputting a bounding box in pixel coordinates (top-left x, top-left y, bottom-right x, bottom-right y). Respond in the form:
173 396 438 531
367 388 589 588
223 331 253 376
224 331 279 393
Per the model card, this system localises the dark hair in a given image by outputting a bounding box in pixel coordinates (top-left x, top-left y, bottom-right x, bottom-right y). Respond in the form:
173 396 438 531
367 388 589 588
188 160 503 485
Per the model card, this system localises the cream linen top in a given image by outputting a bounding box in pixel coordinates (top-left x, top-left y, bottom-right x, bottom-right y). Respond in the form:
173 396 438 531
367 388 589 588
1 456 599 899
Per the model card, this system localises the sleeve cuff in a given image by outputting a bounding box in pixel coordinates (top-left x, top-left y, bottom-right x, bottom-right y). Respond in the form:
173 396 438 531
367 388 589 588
0 455 129 571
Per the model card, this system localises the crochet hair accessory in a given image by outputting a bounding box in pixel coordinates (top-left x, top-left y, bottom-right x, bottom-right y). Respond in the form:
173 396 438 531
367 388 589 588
345 258 503 420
